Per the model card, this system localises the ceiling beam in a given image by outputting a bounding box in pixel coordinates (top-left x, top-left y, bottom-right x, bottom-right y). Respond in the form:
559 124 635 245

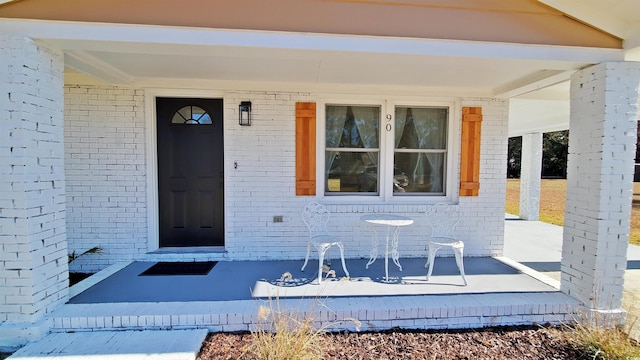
64 50 134 85
494 70 574 99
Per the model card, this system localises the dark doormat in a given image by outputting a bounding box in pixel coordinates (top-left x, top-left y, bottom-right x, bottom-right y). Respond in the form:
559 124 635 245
139 261 217 276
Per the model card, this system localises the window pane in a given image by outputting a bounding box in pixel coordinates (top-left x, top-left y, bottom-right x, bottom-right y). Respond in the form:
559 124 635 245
326 151 379 193
193 111 212 124
395 107 447 149
394 106 448 195
325 105 380 195
326 105 379 148
171 106 212 125
394 152 445 194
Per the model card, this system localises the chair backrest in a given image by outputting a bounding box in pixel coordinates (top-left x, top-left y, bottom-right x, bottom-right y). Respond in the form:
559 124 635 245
425 203 460 239
302 201 331 238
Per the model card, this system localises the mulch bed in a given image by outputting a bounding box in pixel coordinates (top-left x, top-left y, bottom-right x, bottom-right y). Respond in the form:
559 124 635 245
197 326 584 359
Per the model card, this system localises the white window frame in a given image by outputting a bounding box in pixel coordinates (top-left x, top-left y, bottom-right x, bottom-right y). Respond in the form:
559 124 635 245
317 96 460 204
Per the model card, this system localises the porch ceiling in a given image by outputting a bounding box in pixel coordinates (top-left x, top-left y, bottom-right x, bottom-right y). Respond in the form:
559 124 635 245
1 19 620 96
1 0 639 135
39 26 627 136
63 44 591 94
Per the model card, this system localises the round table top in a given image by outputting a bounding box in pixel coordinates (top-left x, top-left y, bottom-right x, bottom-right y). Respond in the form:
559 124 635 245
360 213 414 226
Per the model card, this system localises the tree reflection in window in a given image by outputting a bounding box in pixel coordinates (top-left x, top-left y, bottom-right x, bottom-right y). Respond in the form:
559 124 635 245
394 107 448 194
171 106 212 125
325 105 380 194
340 107 365 148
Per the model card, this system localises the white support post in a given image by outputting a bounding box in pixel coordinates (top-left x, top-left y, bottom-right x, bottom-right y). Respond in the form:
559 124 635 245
561 62 640 325
519 132 543 221
0 36 66 349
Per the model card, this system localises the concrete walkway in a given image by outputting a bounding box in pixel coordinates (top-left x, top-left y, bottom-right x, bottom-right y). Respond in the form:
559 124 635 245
504 216 640 294
10 217 639 359
7 329 208 360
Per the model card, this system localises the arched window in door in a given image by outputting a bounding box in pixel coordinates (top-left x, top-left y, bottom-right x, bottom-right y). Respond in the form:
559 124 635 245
171 106 212 125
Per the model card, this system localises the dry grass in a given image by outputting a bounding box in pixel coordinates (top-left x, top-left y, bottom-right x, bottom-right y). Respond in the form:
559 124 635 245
244 272 326 360
563 324 640 359
561 301 640 360
624 290 640 343
244 300 325 360
242 271 360 360
506 179 640 245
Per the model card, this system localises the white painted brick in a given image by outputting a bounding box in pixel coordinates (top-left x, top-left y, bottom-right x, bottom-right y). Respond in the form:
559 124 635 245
64 85 147 272
62 87 508 267
562 62 640 310
1 36 67 334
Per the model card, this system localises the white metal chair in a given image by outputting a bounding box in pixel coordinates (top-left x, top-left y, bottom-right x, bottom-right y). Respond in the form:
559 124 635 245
301 201 350 284
424 203 468 285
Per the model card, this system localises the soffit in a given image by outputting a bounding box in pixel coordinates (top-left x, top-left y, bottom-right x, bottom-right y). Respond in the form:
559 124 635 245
0 0 621 48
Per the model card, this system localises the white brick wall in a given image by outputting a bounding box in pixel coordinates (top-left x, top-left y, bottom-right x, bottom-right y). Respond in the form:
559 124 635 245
457 98 509 257
562 62 640 310
223 91 314 260
0 36 66 345
224 94 509 261
63 87 509 267
64 86 147 273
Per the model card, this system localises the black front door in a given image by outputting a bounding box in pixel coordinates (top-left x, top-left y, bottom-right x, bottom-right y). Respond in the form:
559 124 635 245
156 97 224 247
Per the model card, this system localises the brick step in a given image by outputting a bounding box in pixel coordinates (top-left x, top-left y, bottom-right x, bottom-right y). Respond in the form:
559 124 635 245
49 292 580 333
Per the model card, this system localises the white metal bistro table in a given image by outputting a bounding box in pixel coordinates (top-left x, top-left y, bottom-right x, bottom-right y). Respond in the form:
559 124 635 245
360 214 414 281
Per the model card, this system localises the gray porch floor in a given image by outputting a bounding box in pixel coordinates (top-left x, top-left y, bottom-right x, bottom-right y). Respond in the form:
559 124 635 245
68 257 558 304
9 218 586 359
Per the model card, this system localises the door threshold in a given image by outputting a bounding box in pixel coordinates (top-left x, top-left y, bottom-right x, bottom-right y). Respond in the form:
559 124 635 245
151 246 227 254
144 247 228 263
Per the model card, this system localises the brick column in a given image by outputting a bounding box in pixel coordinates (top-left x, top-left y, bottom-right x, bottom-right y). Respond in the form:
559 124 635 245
0 36 67 349
561 62 640 323
519 132 543 221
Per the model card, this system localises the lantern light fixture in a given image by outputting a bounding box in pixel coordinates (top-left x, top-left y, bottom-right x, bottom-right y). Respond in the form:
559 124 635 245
239 101 251 126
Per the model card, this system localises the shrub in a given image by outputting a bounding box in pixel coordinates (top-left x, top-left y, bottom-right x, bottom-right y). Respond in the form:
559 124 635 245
68 246 103 264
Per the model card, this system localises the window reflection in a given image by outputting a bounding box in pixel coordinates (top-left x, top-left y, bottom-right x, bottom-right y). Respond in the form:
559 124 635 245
171 106 212 125
325 105 380 194
394 107 448 194
324 104 449 196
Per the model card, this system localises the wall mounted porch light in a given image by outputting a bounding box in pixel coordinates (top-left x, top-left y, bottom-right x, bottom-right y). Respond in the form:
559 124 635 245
239 101 252 126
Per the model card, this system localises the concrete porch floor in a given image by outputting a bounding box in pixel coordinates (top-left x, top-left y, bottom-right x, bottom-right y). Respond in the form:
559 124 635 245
8 219 588 359
68 257 559 303
49 254 578 335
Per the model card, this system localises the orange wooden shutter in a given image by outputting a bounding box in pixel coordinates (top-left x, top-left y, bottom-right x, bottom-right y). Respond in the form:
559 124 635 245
460 107 482 196
296 102 316 196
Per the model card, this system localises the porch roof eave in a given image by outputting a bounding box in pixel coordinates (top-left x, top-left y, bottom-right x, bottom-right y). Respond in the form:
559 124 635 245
0 18 624 63
0 18 627 100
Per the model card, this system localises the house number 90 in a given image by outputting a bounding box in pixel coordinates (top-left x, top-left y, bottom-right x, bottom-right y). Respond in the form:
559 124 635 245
386 114 392 132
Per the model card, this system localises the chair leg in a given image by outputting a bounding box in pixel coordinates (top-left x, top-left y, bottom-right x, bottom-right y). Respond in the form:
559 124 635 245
453 243 467 286
337 242 349 278
426 244 438 281
301 242 311 272
317 245 330 284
